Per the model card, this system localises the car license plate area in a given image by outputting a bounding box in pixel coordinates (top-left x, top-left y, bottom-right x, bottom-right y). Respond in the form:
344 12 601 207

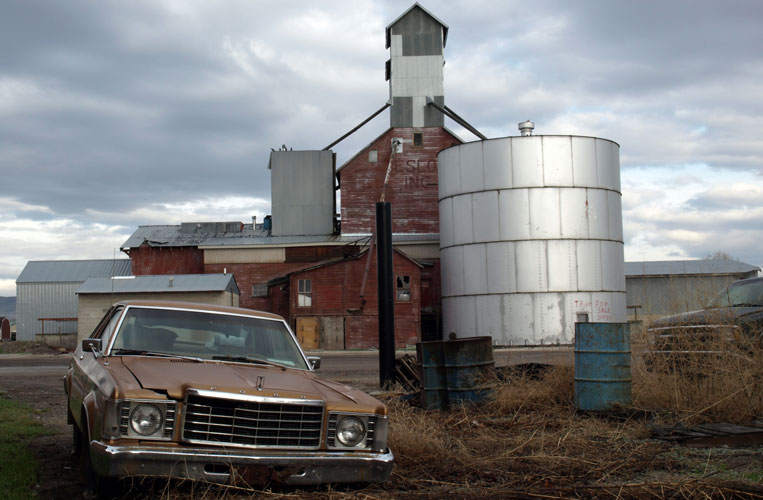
232 465 282 486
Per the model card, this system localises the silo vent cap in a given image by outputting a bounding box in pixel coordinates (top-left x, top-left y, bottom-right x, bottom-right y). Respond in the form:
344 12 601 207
518 120 534 136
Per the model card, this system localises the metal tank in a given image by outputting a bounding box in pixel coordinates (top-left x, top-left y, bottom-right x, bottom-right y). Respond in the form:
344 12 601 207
437 123 626 345
269 150 335 236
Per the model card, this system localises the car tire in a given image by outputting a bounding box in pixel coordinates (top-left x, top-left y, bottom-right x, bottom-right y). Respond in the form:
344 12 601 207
79 421 120 500
71 423 82 457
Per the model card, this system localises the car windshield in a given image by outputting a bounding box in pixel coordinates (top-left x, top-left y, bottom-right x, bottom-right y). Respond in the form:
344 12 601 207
707 280 763 308
109 306 309 370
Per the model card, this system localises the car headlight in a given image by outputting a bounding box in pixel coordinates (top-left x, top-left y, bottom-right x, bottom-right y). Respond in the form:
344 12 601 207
335 415 367 447
130 403 163 436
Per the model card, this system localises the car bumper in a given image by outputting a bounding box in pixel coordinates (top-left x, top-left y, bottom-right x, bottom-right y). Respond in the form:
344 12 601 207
89 441 394 485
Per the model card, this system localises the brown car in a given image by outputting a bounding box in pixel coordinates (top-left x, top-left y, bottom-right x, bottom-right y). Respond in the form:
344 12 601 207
65 300 392 495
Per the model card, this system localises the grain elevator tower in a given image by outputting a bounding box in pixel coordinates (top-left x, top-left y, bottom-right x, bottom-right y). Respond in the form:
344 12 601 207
386 3 447 128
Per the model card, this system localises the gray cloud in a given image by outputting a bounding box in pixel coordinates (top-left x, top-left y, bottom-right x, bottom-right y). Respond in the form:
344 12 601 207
2 0 763 294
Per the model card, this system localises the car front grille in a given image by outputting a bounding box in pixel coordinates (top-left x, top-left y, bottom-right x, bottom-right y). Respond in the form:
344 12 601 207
648 324 738 351
182 393 323 449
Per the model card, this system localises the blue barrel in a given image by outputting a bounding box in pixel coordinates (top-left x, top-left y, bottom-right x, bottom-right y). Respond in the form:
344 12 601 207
574 323 632 411
417 340 448 410
443 336 495 405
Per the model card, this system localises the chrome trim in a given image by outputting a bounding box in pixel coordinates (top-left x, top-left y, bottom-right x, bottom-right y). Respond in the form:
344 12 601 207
180 389 324 450
326 412 385 451
109 399 177 441
647 324 738 333
186 388 324 407
89 441 394 485
104 304 313 371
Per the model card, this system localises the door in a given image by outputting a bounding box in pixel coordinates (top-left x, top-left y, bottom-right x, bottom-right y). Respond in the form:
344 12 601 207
295 317 320 350
320 317 345 350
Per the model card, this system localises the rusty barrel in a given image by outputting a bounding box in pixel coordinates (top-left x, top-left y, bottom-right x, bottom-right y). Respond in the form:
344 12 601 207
574 323 632 411
443 336 495 405
417 340 448 409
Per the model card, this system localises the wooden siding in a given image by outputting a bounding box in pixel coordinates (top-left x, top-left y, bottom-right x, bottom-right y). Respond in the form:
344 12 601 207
204 262 308 312
340 127 460 234
129 244 204 275
204 247 285 264
285 246 359 262
290 251 421 348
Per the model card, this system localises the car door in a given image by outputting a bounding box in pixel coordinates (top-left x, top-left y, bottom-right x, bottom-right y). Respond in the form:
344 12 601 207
68 305 124 426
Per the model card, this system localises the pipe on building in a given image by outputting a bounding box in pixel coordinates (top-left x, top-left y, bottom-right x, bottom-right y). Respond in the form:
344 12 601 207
376 201 395 388
323 102 391 151
425 97 488 140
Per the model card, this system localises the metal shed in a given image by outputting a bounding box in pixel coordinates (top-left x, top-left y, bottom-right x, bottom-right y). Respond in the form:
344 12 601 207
15 259 132 344
625 258 760 322
76 273 239 341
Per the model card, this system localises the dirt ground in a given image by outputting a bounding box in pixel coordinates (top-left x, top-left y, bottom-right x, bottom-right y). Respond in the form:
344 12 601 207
0 355 84 499
2 352 763 500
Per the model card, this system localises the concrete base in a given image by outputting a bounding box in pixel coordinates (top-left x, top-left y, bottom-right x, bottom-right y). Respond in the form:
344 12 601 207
34 333 77 350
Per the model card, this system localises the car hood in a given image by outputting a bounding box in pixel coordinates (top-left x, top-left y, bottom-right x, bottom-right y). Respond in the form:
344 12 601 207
650 306 762 328
118 356 382 410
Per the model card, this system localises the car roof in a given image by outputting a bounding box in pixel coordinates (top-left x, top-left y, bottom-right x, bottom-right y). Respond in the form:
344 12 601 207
731 277 763 286
113 300 285 321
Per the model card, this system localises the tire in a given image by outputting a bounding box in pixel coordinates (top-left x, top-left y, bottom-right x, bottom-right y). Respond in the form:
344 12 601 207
71 423 82 457
80 422 120 499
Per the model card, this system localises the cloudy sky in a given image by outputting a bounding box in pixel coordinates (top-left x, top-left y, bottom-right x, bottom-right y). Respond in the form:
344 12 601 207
2 0 762 296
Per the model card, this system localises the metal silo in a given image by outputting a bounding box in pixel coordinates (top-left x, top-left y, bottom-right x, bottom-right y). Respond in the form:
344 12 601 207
438 123 626 345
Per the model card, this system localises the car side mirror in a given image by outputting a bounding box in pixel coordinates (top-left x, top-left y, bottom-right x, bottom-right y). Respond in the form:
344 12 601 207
307 356 321 370
82 338 102 358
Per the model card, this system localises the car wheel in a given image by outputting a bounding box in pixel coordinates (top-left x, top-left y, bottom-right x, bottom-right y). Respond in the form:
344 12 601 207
71 423 82 457
80 422 120 499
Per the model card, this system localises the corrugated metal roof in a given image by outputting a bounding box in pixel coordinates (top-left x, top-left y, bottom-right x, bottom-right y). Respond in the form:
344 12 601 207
16 259 132 283
122 224 440 249
625 259 760 277
385 2 449 48
76 273 238 294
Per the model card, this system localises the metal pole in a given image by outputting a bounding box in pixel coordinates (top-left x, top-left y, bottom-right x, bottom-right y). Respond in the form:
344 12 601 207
376 202 396 387
323 102 391 151
425 97 488 140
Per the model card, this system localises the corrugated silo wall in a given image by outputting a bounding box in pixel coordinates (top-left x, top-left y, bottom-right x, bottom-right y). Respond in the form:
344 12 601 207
438 136 626 345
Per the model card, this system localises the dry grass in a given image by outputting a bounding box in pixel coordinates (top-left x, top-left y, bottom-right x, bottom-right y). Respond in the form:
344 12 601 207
119 361 763 499
109 316 763 499
632 322 763 424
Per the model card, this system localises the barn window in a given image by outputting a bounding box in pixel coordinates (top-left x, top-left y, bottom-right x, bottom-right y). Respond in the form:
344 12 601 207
368 150 378 162
298 279 312 307
413 132 423 147
396 275 411 302
251 284 269 298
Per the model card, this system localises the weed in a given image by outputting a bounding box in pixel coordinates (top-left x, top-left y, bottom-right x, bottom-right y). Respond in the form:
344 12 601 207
0 397 51 500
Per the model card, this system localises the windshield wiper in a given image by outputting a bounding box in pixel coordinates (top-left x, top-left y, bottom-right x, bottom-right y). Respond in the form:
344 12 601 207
110 349 203 362
732 303 763 307
211 355 282 368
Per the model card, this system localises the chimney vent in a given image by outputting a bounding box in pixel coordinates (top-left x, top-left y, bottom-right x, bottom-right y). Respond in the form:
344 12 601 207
518 120 535 136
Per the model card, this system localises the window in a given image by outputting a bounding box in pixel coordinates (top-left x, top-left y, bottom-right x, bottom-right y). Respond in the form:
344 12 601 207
396 275 411 302
96 307 123 344
413 132 423 147
251 284 269 298
368 150 378 162
298 279 312 307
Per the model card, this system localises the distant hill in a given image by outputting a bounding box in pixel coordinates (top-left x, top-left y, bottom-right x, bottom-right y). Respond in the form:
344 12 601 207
0 296 16 321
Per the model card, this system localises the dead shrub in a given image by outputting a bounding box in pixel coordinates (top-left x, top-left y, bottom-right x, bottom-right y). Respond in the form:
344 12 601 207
633 318 763 424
